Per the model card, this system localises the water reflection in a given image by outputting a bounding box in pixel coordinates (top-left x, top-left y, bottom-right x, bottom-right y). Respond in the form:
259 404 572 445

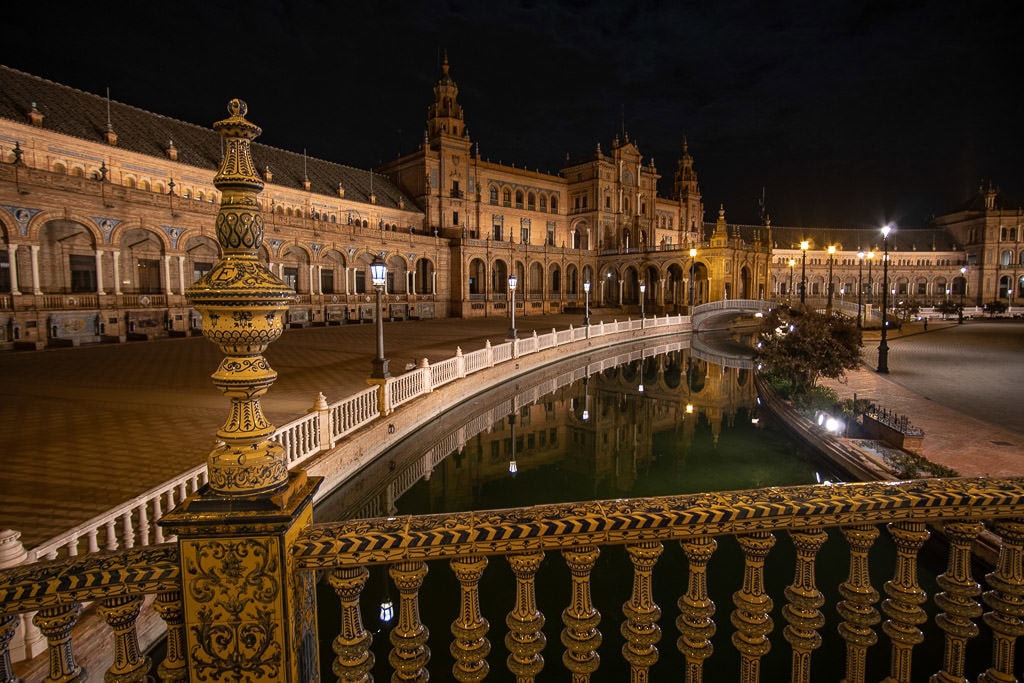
317 336 837 523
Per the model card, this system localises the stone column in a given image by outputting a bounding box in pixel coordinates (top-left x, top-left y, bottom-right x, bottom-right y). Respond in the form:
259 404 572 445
159 99 320 683
30 245 42 294
94 251 106 295
163 255 173 295
7 244 20 295
178 255 186 294
112 251 122 295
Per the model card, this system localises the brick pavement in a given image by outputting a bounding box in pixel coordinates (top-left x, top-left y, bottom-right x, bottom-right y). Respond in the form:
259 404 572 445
0 312 611 548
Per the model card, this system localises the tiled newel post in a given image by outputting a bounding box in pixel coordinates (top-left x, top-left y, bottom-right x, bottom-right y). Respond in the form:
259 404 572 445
159 99 322 682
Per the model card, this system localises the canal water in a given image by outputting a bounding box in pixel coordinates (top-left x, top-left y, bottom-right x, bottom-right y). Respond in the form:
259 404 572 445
314 338 973 681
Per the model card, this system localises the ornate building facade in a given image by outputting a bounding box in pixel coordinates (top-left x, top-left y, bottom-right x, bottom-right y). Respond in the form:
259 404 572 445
1 59 1014 350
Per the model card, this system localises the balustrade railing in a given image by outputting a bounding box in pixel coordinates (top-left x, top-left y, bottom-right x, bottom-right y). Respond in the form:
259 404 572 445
17 315 685 563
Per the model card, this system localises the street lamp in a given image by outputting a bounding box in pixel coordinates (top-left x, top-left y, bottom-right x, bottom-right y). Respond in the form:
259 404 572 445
799 240 809 305
826 245 836 314
370 256 389 379
787 258 796 302
507 273 518 339
877 225 892 374
639 281 646 326
866 250 874 306
959 266 966 324
583 280 591 326
689 247 697 310
856 250 864 328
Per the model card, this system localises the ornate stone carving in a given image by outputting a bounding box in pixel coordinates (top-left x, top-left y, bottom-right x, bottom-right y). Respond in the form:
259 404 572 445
97 595 150 682
388 560 430 681
505 551 546 680
154 589 188 683
783 527 827 683
731 531 776 683
449 555 490 682
185 99 295 496
980 519 1024 683
933 521 983 683
837 524 880 683
621 541 663 679
561 545 601 679
881 521 930 683
328 566 374 682
33 602 86 682
677 536 717 682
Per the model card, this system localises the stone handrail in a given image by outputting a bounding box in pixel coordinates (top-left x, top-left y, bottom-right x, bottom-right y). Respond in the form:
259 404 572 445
18 315 686 561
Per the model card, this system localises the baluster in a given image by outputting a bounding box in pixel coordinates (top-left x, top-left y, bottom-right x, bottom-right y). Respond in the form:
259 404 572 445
389 560 430 681
33 602 86 682
120 511 135 548
138 503 150 547
980 519 1024 683
837 525 881 683
677 536 717 683
153 590 187 683
783 527 828 683
450 555 490 682
152 495 165 543
86 529 99 554
881 521 930 683
561 545 602 682
506 551 546 681
328 566 374 682
0 614 17 683
931 521 983 683
731 531 776 683
104 519 118 551
97 595 150 682
622 541 663 682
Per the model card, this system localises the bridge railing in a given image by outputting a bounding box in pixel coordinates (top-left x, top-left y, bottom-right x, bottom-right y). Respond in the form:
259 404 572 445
5 478 1022 682
16 315 688 563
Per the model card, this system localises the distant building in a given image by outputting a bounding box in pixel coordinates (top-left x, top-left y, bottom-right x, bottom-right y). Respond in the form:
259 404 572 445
0 59 1013 349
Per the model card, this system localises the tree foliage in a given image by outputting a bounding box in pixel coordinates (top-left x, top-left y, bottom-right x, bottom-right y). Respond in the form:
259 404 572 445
934 300 960 318
983 300 1008 316
755 305 862 396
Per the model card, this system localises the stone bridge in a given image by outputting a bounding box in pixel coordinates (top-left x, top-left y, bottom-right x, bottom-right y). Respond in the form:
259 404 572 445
691 298 774 332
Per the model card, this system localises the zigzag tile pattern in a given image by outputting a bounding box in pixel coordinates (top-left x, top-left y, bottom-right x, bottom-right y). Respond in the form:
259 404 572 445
292 477 1024 568
0 545 179 612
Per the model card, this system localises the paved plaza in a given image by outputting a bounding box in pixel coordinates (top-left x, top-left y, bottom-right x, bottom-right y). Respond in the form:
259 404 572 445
1 314 1022 550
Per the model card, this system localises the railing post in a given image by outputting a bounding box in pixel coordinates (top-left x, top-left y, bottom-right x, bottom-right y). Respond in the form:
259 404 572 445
980 519 1024 683
310 391 332 451
783 527 828 683
506 551 546 680
450 556 490 681
328 566 375 681
389 560 431 680
561 545 602 681
485 339 494 367
419 358 432 394
97 595 149 681
622 541 664 681
34 602 85 682
0 529 45 662
837 525 880 683
153 590 188 683
933 521 983 683
455 346 466 378
732 531 776 683
677 536 717 682
158 100 322 683
881 521 930 683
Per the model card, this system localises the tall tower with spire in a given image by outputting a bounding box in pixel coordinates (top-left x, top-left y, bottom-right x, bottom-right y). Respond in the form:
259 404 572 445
673 138 704 242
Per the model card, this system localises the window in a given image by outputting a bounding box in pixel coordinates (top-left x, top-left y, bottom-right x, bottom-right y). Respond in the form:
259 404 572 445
528 192 536 210
493 224 503 241
321 269 335 294
521 227 530 244
547 228 555 246
550 197 557 212
489 186 498 204
917 281 927 296
539 195 547 212
605 195 612 209
193 262 213 281
1001 250 1012 267
515 190 524 208
503 189 511 206
70 255 97 293
0 252 8 291
283 267 299 291
453 211 459 226
451 180 460 198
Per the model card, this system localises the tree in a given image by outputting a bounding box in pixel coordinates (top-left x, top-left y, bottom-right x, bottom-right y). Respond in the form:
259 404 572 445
983 300 1008 317
755 305 862 396
934 300 960 319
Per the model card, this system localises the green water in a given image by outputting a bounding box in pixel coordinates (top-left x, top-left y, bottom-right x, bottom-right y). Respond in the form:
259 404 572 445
315 350 974 681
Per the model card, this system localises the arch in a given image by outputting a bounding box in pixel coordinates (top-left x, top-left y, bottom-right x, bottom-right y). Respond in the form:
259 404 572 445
183 235 220 284
119 226 166 294
999 275 1011 299
414 256 435 294
320 248 347 295
539 195 547 212
739 265 752 299
601 266 621 306
280 245 312 293
566 264 579 296
550 195 558 213
666 263 685 309
528 261 543 298
549 263 562 296
468 257 487 296
491 259 511 294
527 192 536 211
1000 250 1013 267
515 190 524 208
52 161 67 174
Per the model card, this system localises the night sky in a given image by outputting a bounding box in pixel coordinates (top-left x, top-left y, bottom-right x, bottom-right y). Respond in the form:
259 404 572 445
5 0 1021 227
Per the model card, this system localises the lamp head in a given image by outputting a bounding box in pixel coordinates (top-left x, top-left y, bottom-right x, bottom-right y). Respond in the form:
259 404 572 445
640 283 646 293
689 247 697 257
508 274 517 290
788 258 795 267
583 280 590 293
827 245 836 255
881 224 892 239
800 240 809 251
858 251 865 260
370 256 387 286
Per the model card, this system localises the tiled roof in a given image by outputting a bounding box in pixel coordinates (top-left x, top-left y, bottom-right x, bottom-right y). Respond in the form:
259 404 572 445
0 65 415 210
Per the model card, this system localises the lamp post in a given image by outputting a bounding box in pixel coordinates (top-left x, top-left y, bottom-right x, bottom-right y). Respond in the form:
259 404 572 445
799 240 809 305
959 266 966 324
370 256 389 379
826 245 836 314
689 247 697 311
877 225 892 374
857 250 864 328
639 281 646 326
867 250 874 306
583 279 591 326
788 258 795 303
508 273 518 339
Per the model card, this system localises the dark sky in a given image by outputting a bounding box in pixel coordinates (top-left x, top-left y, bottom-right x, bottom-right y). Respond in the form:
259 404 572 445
5 0 1021 226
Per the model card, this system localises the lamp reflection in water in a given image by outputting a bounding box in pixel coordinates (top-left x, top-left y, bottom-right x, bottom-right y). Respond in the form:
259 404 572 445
507 412 517 475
